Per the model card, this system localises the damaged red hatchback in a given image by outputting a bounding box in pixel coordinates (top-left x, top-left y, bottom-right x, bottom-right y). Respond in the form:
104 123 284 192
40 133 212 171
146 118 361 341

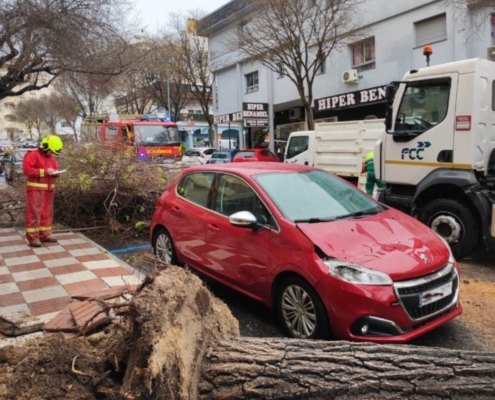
150 163 461 343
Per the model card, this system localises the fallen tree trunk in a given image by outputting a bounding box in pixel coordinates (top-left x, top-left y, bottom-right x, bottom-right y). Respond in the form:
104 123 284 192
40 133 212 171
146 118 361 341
199 338 495 399
2 266 495 399
122 267 495 400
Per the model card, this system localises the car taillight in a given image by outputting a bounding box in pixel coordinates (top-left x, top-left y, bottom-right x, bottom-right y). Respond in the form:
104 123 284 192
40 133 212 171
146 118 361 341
201 154 205 158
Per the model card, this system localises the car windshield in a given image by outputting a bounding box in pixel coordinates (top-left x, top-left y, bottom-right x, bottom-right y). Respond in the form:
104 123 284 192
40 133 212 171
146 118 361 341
212 152 229 159
133 125 180 145
254 169 383 222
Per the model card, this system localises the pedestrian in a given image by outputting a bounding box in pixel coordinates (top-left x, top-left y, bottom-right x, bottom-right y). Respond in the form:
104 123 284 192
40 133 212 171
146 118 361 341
363 151 385 196
22 136 63 247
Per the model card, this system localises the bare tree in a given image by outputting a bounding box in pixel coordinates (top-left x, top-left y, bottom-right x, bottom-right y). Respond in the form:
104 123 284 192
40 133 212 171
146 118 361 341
0 0 133 102
170 12 214 144
15 98 48 138
141 36 191 121
55 72 115 118
220 0 366 130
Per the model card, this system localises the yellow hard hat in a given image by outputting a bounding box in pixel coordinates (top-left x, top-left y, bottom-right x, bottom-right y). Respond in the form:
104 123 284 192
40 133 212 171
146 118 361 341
40 136 63 155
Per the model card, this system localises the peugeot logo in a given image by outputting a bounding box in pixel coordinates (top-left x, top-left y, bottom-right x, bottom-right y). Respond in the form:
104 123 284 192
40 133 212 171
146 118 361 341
420 254 430 263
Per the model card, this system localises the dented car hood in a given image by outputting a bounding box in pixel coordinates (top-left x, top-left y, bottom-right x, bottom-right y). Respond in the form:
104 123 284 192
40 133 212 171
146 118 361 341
296 208 451 281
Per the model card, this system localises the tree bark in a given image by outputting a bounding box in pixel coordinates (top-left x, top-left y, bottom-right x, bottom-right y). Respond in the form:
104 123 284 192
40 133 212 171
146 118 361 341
198 338 495 399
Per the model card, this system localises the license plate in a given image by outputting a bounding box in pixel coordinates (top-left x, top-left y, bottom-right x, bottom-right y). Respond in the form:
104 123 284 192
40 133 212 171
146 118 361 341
419 281 452 307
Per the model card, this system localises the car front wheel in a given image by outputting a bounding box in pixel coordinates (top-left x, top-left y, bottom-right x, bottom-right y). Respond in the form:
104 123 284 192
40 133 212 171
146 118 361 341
152 227 177 265
276 276 331 340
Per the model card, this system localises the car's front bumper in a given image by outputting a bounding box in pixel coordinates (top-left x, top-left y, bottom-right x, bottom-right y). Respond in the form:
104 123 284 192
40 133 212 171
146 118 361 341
314 267 462 343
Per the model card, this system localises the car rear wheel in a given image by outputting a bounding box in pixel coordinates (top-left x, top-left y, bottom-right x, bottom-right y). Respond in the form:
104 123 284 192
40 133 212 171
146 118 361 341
276 276 331 340
152 227 177 265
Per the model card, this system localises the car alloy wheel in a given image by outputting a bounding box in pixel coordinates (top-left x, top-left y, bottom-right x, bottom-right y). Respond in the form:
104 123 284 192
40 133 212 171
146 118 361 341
281 285 317 337
276 277 331 340
153 228 177 265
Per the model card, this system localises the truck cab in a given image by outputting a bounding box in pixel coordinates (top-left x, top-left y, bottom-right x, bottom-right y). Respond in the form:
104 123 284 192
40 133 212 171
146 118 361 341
376 58 495 259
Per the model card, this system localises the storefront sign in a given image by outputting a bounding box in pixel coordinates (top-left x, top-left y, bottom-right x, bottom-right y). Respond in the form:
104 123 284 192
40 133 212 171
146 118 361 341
242 102 269 118
213 111 243 124
245 119 268 127
315 86 387 112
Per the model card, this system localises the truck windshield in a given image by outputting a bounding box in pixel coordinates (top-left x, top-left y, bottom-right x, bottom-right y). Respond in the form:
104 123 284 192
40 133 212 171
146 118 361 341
133 125 180 145
395 79 450 133
286 136 309 159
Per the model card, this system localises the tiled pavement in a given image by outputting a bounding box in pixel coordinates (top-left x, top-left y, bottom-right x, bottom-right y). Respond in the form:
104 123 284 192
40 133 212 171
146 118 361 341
0 227 143 341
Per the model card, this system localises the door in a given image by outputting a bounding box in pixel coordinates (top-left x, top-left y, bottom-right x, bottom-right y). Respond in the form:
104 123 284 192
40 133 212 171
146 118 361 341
169 172 215 267
203 173 274 301
383 74 458 185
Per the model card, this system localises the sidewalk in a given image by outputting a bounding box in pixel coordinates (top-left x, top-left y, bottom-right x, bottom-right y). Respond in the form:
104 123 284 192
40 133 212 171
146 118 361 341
0 227 143 344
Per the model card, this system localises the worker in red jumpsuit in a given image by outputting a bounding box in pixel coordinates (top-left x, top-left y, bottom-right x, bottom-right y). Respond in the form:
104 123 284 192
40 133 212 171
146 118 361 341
22 136 63 247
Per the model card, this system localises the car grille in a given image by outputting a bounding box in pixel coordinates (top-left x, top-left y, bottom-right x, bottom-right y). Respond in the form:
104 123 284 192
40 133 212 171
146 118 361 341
394 264 458 321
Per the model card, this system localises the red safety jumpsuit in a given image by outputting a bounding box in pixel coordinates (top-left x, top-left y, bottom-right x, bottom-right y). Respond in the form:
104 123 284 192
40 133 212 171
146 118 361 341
22 149 60 244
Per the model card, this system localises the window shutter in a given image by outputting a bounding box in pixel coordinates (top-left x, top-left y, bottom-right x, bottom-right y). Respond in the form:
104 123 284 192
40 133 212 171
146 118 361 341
415 14 447 47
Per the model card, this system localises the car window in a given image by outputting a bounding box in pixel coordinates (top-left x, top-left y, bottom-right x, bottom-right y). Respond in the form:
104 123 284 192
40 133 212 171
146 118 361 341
203 149 215 155
236 151 256 158
177 172 215 208
286 136 309 159
214 174 271 225
213 153 229 159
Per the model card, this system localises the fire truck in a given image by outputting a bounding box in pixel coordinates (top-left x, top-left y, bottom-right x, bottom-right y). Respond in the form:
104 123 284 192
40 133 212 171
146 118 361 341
81 114 181 160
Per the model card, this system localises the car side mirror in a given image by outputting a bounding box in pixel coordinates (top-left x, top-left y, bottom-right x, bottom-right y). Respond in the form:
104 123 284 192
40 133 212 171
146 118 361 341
229 211 265 231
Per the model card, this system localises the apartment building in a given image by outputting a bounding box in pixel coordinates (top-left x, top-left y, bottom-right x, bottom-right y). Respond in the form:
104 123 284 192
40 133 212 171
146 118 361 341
199 0 493 150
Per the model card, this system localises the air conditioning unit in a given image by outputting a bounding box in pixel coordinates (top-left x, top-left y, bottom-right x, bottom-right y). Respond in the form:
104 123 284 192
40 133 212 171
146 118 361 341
342 69 359 84
289 107 302 120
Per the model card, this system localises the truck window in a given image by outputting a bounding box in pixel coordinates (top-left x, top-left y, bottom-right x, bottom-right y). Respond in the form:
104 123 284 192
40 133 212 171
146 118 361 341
286 136 309 159
395 79 450 133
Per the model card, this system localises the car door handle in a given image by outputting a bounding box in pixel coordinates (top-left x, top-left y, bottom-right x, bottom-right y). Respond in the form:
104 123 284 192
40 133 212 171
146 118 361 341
207 224 220 232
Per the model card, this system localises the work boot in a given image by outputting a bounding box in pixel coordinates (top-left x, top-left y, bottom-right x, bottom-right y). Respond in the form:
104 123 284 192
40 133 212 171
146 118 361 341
29 240 42 247
41 237 58 243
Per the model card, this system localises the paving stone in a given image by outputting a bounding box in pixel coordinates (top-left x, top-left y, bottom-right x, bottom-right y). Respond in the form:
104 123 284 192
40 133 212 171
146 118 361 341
0 311 44 336
69 300 108 333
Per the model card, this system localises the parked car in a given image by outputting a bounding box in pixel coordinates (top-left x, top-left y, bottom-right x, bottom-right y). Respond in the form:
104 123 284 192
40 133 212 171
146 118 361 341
182 147 217 165
233 148 280 163
0 139 14 155
150 162 461 343
2 148 32 184
22 139 40 148
207 149 239 164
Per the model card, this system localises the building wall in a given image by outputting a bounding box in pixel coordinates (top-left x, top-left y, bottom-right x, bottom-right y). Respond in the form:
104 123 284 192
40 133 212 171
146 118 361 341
205 0 493 146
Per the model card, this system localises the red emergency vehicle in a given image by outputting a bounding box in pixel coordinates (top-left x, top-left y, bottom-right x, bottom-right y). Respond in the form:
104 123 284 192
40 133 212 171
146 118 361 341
98 115 181 159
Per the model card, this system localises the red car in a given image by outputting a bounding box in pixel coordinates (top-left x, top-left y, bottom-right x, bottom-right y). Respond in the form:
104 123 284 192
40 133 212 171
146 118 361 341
150 163 461 343
233 148 280 162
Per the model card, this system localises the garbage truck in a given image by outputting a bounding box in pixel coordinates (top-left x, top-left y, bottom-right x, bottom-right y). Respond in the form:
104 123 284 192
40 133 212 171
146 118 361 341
284 119 384 190
375 57 495 259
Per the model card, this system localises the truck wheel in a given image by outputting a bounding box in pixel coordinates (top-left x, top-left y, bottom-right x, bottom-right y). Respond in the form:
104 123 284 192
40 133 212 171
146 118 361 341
275 276 331 340
418 199 478 260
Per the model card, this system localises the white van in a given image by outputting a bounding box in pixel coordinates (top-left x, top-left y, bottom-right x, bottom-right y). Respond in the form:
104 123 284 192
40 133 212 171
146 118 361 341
218 139 237 150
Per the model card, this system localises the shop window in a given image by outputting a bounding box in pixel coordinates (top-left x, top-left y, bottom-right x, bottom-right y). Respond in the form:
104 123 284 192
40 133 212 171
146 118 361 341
414 14 447 47
352 38 375 72
246 71 259 93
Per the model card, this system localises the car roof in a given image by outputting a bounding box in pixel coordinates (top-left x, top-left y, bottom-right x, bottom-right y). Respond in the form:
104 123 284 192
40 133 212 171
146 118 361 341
184 161 313 176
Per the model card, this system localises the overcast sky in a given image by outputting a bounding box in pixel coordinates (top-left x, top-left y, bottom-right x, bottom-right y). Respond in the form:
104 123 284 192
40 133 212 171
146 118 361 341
135 0 231 32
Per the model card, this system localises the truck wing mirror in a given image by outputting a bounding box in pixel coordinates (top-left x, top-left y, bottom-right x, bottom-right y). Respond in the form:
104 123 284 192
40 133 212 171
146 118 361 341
385 85 395 100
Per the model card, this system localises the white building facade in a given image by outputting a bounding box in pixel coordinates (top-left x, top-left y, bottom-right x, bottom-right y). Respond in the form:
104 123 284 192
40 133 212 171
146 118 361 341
199 0 494 150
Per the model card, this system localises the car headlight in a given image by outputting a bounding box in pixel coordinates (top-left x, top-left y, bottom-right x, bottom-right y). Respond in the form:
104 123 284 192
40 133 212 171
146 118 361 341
325 260 393 285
